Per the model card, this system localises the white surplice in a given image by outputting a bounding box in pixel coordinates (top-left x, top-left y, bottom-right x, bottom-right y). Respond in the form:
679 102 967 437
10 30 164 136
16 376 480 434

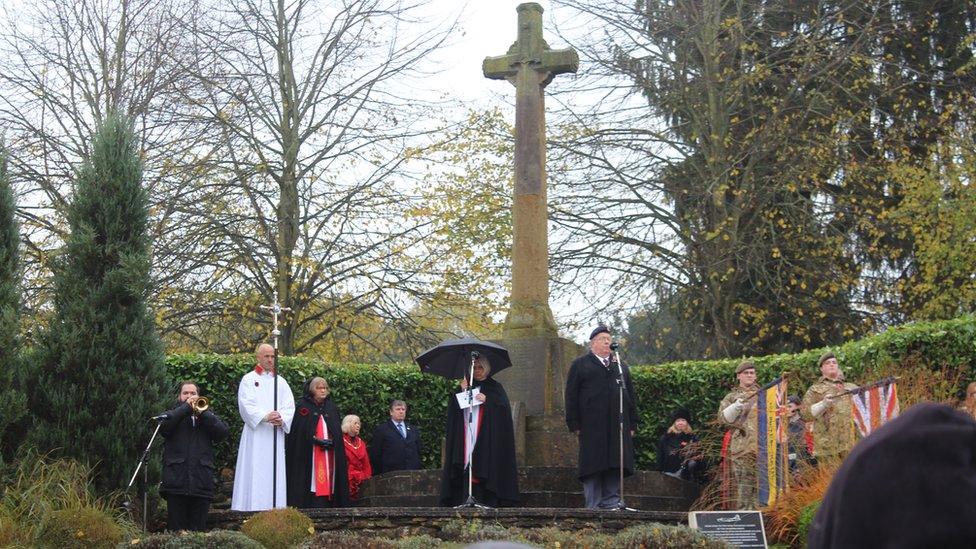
231 368 295 511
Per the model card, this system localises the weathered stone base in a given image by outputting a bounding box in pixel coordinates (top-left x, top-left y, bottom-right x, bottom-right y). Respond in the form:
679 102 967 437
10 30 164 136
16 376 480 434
356 467 699 512
207 506 689 536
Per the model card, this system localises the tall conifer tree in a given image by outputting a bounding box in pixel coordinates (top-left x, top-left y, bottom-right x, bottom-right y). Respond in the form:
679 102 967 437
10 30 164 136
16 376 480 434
0 142 25 467
28 114 167 492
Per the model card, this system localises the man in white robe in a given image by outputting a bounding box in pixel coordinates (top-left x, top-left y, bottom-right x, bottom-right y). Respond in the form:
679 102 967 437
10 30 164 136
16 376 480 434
231 343 296 511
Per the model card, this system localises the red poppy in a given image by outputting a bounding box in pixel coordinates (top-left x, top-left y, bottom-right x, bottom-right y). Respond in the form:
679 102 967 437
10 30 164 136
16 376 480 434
299 407 309 416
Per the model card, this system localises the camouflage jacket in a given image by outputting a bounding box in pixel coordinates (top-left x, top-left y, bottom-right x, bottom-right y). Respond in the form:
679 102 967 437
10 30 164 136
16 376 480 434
718 385 759 458
801 377 858 459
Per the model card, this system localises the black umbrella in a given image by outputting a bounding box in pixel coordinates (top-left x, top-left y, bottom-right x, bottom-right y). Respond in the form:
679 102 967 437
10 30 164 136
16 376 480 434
414 337 513 379
415 337 513 509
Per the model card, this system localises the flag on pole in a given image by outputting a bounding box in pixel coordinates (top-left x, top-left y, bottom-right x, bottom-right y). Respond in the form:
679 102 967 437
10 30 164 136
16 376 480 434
756 376 789 507
851 378 900 437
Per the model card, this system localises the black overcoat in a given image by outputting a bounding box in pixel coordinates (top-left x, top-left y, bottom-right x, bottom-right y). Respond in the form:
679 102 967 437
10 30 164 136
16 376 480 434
565 352 639 480
159 400 230 500
440 377 520 506
285 395 350 508
369 419 422 474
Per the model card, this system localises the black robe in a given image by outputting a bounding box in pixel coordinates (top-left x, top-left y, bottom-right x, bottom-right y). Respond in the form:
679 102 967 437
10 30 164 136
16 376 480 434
565 352 639 480
285 395 350 508
440 376 520 507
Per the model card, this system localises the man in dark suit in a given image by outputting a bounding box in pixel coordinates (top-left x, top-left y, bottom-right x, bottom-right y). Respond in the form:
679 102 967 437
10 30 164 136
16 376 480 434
565 325 639 509
369 399 422 474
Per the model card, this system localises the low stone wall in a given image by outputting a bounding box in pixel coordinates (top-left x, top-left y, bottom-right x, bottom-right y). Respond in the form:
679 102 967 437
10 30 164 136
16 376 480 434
208 507 688 537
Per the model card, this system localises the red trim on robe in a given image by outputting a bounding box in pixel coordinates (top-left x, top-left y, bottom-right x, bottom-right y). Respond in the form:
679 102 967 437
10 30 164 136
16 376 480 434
313 415 333 497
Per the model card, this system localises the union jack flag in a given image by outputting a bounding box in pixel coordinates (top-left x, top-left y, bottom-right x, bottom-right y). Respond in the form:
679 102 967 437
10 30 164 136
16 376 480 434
851 378 900 437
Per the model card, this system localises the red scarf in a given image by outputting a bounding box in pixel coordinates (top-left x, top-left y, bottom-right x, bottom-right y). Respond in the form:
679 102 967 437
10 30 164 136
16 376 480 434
313 415 333 497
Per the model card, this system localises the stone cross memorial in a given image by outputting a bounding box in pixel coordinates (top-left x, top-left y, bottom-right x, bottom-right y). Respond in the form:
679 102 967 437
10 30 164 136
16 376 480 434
483 2 577 338
484 3 580 466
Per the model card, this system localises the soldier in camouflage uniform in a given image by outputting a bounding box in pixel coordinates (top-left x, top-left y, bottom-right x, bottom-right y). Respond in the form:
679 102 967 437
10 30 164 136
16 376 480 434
717 361 759 509
801 351 858 461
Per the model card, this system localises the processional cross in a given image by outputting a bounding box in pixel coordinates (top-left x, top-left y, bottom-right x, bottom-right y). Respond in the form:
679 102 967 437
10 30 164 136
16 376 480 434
483 3 578 336
259 290 291 507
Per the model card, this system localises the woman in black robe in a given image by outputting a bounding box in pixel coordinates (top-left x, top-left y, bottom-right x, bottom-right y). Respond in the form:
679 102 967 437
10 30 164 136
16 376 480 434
285 376 350 508
440 356 520 507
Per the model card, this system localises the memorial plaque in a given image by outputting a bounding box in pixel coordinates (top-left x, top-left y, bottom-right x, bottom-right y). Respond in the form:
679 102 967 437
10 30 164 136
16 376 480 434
688 510 768 549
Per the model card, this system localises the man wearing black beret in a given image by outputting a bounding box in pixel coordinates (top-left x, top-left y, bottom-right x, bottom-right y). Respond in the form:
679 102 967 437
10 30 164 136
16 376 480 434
564 325 639 509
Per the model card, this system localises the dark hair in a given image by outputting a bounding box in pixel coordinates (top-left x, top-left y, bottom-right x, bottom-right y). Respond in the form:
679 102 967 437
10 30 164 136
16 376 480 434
390 399 406 410
176 381 200 396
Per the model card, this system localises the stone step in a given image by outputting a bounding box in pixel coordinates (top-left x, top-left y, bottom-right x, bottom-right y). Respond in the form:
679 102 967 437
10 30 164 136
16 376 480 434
357 467 700 512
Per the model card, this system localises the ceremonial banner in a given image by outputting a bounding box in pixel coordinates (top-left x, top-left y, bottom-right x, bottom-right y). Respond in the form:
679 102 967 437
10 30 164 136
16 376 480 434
756 376 788 507
851 378 900 437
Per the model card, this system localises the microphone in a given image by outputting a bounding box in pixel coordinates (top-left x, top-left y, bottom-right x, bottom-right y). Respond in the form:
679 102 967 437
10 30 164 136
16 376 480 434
151 413 170 421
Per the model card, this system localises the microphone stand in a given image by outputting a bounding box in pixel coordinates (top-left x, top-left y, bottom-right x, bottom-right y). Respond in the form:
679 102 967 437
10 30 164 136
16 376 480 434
125 418 164 531
611 343 636 511
457 350 489 509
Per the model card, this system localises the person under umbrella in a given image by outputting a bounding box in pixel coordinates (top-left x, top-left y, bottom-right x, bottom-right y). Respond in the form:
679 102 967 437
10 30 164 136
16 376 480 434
285 376 349 508
439 354 520 507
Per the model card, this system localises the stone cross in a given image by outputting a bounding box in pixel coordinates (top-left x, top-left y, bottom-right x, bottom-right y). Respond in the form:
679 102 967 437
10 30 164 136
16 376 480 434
484 2 578 337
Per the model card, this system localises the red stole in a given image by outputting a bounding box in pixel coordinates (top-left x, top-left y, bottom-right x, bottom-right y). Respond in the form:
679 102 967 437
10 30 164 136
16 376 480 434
313 415 333 497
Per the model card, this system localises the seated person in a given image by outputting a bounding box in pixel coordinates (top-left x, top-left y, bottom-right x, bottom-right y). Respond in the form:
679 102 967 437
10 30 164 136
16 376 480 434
657 408 703 481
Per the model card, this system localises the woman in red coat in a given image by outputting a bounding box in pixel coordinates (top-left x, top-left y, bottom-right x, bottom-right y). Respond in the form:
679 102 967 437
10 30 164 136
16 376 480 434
342 414 372 500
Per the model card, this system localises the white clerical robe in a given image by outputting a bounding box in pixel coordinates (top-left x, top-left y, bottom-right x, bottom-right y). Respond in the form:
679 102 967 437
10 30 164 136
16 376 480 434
231 368 295 511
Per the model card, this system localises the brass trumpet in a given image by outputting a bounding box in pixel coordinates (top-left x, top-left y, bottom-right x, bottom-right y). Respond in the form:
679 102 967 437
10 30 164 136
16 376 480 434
191 397 209 416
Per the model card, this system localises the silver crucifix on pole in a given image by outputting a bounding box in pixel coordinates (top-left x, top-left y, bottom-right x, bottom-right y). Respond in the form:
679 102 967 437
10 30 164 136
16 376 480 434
259 290 291 507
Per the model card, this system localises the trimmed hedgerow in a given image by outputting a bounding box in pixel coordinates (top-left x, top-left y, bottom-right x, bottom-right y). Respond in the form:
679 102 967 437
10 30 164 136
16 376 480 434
163 354 455 471
159 315 976 471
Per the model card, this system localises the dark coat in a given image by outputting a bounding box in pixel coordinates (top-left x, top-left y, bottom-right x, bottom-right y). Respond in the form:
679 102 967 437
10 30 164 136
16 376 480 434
285 395 350 508
369 419 422 474
159 401 229 500
565 352 639 480
440 377 520 506
808 404 976 548
657 431 698 474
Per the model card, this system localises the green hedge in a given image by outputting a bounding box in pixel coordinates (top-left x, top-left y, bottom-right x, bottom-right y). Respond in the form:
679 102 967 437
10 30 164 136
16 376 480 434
165 316 976 472
630 315 976 467
164 354 455 472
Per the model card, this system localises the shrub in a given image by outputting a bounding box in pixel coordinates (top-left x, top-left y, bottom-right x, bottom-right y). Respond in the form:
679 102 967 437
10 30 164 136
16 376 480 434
34 507 123 549
305 531 402 549
796 500 821 546
439 518 526 544
0 456 135 547
120 529 264 549
614 523 732 548
240 507 314 549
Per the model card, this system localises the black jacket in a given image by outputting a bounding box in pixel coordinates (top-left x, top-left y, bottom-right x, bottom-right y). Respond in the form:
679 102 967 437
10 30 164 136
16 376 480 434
657 431 698 473
369 419 422 474
159 401 229 499
440 377 520 506
565 352 639 480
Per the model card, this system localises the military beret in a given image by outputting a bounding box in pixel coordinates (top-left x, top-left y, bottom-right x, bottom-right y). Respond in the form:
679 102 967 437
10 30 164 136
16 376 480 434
818 351 836 367
735 361 756 374
589 325 611 340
